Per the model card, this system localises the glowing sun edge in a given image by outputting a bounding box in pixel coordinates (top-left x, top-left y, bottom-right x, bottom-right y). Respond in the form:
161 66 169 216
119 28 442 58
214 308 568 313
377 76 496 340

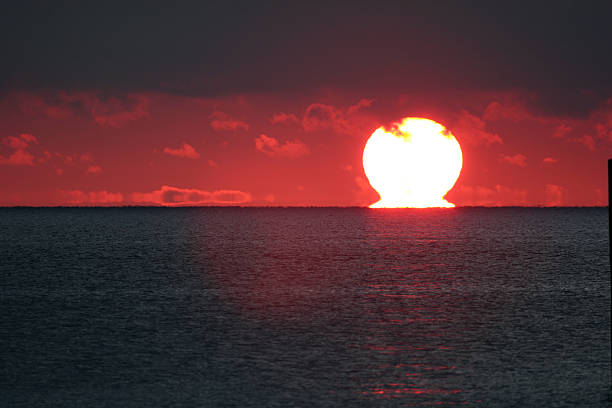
362 117 463 208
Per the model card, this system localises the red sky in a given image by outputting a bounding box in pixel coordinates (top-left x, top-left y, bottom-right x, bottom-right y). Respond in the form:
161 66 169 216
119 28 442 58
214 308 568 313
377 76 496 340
1 2 610 206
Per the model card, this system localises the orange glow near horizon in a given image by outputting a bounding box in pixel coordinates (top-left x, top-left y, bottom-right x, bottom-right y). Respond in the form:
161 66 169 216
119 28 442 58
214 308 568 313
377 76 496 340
363 118 463 208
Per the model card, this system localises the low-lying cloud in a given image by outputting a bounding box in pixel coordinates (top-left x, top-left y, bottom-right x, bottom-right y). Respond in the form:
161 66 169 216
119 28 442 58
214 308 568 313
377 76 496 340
60 190 124 204
132 185 252 206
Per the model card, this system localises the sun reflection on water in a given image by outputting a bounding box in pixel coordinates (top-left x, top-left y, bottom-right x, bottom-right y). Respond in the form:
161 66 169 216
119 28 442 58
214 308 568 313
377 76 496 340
199 208 483 405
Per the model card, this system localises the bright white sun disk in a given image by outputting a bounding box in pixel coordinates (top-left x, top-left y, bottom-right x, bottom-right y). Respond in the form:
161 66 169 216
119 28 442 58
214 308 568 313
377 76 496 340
362 117 462 208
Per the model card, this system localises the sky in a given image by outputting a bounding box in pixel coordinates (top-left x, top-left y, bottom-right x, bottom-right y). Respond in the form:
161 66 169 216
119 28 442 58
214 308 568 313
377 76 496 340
1 1 611 206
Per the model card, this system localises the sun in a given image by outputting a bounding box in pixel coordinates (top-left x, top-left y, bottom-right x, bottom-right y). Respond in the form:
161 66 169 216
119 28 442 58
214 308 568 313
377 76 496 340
362 117 462 208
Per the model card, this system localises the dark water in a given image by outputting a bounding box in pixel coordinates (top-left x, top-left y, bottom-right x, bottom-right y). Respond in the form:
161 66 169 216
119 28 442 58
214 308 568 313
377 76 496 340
1 208 610 407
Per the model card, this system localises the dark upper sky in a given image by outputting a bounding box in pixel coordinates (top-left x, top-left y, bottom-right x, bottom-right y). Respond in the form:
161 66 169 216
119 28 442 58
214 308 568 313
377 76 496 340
3 1 611 117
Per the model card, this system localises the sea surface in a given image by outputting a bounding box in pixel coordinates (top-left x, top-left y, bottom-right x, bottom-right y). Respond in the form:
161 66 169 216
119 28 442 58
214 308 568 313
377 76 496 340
1 208 610 407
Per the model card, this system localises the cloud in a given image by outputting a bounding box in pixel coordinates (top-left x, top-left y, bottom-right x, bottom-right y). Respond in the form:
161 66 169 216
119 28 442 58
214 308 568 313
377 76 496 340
270 112 299 125
207 159 217 167
300 99 375 135
254 134 310 158
0 133 37 165
302 103 350 134
39 150 103 174
163 142 200 159
57 153 75 165
452 110 503 146
0 149 35 166
499 153 527 167
483 100 532 122
79 153 93 162
544 184 565 206
593 99 612 141
4 134 37 149
571 134 595 151
86 165 102 174
87 94 149 127
60 190 123 204
1 137 106 173
17 133 37 143
41 151 52 163
4 136 30 150
18 91 149 127
481 97 561 124
131 185 252 206
595 122 612 141
17 93 74 119
553 124 573 138
346 98 374 114
542 157 558 164
210 111 249 131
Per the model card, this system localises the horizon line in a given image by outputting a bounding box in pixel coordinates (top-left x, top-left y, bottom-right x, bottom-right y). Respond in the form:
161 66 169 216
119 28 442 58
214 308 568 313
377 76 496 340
0 205 608 209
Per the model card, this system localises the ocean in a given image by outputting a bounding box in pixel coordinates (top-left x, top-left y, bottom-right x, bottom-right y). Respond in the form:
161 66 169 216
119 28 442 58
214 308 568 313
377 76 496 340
1 207 610 407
